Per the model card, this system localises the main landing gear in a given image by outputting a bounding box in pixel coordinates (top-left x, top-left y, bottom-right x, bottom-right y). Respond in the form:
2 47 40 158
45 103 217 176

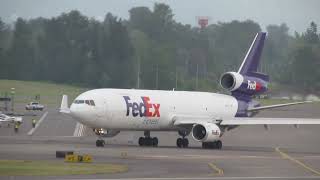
202 140 222 149
138 131 158 147
176 130 189 148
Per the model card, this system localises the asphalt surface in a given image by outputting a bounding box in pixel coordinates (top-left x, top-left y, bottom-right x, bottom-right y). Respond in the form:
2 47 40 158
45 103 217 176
0 104 76 137
0 102 320 180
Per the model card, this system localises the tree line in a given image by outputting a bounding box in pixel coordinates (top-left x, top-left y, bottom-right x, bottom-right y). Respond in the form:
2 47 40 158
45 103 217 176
0 3 319 93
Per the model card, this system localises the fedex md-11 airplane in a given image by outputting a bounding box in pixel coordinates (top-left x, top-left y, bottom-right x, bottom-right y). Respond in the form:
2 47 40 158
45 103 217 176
60 32 320 149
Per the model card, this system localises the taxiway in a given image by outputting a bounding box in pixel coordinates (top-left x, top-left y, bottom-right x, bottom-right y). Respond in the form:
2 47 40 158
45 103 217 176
0 103 319 180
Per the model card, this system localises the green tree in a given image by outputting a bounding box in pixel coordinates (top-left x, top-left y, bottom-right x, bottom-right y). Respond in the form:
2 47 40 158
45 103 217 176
129 7 153 35
0 19 5 76
8 18 35 80
303 22 319 44
130 30 152 88
290 45 319 91
263 23 290 81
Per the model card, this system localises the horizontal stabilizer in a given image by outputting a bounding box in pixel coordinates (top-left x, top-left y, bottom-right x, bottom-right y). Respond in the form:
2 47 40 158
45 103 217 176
248 101 312 112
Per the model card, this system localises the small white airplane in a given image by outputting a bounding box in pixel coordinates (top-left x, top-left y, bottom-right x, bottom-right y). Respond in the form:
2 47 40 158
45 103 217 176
0 112 23 127
60 32 320 149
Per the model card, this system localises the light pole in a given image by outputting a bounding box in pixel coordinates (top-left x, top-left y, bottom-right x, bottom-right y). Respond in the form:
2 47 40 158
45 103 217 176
196 64 199 90
10 88 15 112
155 64 159 90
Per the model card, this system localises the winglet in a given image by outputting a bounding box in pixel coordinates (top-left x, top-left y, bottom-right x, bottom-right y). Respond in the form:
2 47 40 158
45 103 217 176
59 95 70 114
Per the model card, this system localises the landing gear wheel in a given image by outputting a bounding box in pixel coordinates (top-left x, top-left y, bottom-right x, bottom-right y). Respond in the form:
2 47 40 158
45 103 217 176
96 139 105 147
145 138 151 146
177 138 189 148
138 137 144 146
182 138 189 148
202 142 208 149
202 141 222 149
138 134 159 147
152 137 158 147
177 138 183 148
216 140 222 149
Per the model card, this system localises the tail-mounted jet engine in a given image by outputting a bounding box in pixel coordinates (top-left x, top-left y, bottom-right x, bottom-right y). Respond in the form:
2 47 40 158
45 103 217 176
191 123 221 142
220 72 268 95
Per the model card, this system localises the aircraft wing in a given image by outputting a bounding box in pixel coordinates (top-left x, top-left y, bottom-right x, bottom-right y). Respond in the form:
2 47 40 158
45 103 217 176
0 114 22 123
13 116 23 122
173 116 320 126
247 101 312 112
0 114 11 122
173 115 220 126
220 118 320 125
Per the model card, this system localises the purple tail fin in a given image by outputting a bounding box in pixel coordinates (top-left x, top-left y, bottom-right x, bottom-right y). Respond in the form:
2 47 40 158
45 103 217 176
219 32 269 116
237 32 269 82
232 32 269 117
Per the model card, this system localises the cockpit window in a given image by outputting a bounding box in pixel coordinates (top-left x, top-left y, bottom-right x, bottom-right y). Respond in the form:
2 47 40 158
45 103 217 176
74 100 84 104
73 99 95 106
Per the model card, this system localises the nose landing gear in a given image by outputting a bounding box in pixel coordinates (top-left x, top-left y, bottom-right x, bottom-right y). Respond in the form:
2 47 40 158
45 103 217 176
94 128 106 147
138 131 158 147
96 139 105 147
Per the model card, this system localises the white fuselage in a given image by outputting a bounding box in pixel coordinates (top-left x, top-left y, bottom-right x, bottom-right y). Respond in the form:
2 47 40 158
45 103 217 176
69 89 238 131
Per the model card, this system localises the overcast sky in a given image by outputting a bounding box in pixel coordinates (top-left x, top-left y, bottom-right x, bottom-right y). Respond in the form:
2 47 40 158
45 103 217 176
1 0 319 33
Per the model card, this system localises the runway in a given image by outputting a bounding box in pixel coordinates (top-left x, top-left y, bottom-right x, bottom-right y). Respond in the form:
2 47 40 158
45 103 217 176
0 103 319 179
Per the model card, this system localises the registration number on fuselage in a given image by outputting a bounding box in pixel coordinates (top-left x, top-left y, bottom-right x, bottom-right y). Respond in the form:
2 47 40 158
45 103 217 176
142 119 159 125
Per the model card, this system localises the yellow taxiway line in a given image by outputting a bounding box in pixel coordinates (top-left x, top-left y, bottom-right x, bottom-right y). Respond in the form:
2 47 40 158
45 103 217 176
275 147 320 176
208 162 224 176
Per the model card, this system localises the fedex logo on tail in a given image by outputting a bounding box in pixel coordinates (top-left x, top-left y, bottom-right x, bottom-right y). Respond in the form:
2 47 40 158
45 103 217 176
123 96 160 117
247 80 261 91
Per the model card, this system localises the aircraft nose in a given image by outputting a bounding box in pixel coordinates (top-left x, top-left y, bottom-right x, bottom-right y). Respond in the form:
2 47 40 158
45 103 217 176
70 104 80 118
69 103 95 125
70 103 87 119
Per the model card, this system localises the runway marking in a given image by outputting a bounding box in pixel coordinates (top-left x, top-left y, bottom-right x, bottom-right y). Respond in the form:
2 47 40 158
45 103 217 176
275 147 320 176
208 162 224 176
27 111 48 136
73 176 320 180
183 155 275 159
79 123 85 136
130 155 278 161
73 122 81 136
305 156 320 159
73 122 85 137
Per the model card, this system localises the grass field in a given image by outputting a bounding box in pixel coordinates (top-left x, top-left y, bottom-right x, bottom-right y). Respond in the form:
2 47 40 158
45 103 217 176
0 80 88 106
0 79 315 109
0 160 127 176
257 98 295 106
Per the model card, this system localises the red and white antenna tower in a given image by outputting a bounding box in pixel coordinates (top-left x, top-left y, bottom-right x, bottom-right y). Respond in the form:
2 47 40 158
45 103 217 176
196 16 210 29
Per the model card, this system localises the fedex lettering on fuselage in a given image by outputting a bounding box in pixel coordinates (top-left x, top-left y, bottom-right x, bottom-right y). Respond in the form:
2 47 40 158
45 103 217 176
123 96 160 117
